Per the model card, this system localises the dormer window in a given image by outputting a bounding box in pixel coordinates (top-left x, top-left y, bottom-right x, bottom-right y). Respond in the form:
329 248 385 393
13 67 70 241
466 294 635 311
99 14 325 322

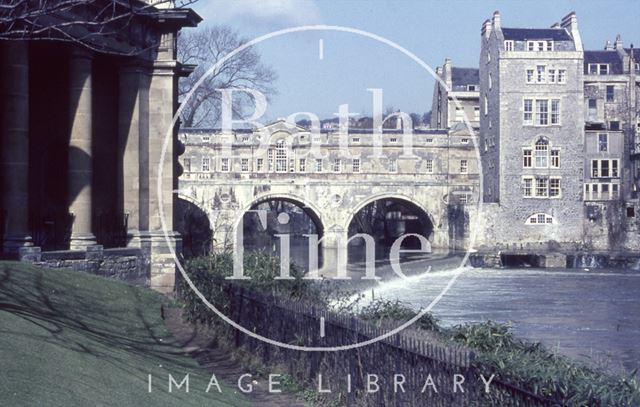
526 40 553 51
588 63 609 75
504 40 514 51
467 85 477 91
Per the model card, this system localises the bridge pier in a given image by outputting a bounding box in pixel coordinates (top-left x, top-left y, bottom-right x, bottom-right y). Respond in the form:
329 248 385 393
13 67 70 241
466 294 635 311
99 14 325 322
317 229 349 279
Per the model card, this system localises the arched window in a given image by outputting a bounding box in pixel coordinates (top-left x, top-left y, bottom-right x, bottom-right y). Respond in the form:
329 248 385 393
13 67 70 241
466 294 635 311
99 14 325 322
523 137 559 169
534 138 549 168
525 213 554 225
275 139 287 173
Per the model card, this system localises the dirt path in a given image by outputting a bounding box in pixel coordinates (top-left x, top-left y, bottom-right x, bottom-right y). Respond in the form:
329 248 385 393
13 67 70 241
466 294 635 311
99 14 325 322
163 306 308 407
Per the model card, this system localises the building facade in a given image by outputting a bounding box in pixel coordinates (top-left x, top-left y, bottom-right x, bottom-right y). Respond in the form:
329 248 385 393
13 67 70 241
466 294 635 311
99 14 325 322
431 59 480 129
178 120 480 263
478 11 640 250
0 1 201 291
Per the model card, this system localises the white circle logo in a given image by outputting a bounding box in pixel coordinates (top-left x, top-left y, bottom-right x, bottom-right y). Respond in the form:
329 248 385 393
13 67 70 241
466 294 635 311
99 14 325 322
159 25 484 351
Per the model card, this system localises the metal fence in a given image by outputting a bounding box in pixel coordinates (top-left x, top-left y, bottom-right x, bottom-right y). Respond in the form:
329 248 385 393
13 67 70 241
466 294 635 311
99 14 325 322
193 284 557 406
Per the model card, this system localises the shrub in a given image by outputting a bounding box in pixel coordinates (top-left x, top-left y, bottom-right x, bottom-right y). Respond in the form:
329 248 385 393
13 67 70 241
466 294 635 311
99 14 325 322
358 299 439 331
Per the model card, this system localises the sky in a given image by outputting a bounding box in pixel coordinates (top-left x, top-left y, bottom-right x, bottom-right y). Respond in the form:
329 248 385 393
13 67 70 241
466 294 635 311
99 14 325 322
188 0 640 122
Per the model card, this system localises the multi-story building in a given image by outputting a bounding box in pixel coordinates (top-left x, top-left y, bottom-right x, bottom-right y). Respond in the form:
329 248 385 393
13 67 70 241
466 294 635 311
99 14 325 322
479 11 586 245
477 11 640 250
431 59 480 129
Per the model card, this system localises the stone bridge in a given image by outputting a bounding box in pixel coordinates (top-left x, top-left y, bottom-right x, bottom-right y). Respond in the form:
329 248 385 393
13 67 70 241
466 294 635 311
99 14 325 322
178 120 479 269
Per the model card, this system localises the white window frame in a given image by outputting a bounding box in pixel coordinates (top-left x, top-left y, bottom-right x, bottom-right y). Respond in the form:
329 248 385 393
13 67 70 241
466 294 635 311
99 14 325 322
332 158 342 173
460 159 468 174
256 158 264 172
523 148 532 168
584 182 620 200
551 149 560 168
536 65 546 83
591 159 619 178
388 158 397 173
275 140 288 173
504 40 514 51
425 159 434 174
524 98 561 126
526 69 535 83
201 157 210 172
240 158 249 172
598 133 608 152
315 158 323 173
526 213 554 225
221 157 230 172
298 158 306 173
588 63 609 75
558 69 566 83
352 158 360 173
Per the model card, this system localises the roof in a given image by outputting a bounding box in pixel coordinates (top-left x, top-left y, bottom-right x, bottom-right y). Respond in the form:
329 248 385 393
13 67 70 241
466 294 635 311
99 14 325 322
584 50 624 74
451 67 479 87
501 27 573 42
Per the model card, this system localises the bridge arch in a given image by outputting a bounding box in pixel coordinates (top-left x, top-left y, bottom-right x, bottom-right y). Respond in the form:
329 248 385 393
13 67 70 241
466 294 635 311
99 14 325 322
345 193 437 251
238 192 326 238
345 193 436 233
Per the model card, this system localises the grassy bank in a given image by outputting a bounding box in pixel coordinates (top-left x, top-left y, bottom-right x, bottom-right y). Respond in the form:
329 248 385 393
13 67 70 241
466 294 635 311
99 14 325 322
0 261 249 407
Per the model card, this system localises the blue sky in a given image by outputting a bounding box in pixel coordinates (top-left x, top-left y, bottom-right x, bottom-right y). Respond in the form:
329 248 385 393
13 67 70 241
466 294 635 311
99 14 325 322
190 0 640 121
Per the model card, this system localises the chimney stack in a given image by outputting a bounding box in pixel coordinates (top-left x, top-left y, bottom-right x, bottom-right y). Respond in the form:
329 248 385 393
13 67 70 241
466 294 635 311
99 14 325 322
560 11 582 51
614 34 623 50
492 11 501 30
605 40 614 51
481 19 492 39
560 11 578 32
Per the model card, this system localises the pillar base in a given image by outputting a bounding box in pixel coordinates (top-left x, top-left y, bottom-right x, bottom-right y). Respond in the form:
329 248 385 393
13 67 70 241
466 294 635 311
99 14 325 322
2 234 33 255
141 231 182 294
69 233 97 251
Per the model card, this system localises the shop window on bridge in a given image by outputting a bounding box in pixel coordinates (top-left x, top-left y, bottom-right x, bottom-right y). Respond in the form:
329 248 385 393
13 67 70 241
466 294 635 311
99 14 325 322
525 213 554 225
221 158 230 172
275 140 288 172
460 159 468 174
316 158 323 172
332 158 342 173
202 157 210 172
241 158 249 172
256 158 264 172
425 159 434 173
299 158 306 172
388 159 398 173
352 158 360 173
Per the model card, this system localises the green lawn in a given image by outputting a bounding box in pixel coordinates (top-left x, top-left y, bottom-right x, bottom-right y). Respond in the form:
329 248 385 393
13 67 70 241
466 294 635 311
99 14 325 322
0 261 248 407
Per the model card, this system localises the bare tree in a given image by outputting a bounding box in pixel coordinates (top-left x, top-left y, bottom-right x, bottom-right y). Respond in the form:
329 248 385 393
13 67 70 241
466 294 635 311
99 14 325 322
0 0 198 55
178 25 277 128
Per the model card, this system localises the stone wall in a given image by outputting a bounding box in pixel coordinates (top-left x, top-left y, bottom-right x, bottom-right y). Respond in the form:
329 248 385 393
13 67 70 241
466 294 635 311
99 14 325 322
29 246 150 286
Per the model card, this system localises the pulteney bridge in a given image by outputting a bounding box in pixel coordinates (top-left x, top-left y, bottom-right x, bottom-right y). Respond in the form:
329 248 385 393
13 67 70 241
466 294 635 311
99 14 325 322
178 120 479 267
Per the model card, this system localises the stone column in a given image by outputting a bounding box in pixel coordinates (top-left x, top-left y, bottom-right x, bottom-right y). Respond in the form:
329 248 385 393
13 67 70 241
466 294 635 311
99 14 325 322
68 48 96 250
118 64 150 241
146 30 182 293
1 41 33 254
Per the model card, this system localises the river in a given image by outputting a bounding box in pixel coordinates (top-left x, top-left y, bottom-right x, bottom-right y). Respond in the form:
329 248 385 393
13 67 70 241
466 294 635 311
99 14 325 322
246 240 640 374
359 260 640 375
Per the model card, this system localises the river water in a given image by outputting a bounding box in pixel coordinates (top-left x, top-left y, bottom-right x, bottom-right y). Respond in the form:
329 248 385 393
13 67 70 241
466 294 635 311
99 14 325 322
358 260 640 375
247 240 640 374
